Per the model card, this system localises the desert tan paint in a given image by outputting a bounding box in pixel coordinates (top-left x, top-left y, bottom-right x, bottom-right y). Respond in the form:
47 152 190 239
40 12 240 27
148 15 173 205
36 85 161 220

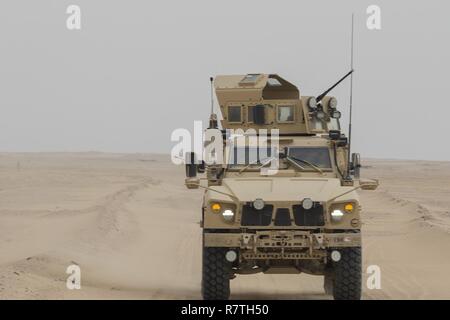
186 73 378 279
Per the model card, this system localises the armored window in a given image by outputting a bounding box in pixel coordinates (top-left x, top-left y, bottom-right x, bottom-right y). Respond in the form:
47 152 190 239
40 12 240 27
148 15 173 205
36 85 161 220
248 104 270 123
288 147 332 169
267 78 282 86
228 106 242 123
229 147 274 167
239 74 261 85
247 106 254 122
277 105 294 122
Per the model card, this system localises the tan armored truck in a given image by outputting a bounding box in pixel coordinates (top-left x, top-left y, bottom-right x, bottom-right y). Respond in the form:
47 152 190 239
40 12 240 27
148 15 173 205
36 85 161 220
184 73 378 300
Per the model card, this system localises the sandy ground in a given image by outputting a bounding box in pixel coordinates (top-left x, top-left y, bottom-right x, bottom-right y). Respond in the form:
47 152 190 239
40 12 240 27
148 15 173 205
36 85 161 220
0 153 449 300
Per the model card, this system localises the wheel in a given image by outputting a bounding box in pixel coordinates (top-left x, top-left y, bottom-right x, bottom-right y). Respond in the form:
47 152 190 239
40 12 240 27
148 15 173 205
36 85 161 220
331 247 362 300
201 246 231 300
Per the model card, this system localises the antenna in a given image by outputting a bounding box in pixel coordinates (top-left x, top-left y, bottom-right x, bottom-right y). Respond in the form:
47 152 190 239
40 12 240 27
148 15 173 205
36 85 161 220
210 76 214 114
208 76 218 129
347 14 355 179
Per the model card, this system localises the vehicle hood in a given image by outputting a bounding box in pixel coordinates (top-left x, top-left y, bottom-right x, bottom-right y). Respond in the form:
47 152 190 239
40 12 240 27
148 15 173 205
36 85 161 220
206 177 359 203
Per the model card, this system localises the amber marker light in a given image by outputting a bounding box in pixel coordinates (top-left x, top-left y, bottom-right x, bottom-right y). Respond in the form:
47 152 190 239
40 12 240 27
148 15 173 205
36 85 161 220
344 203 354 213
211 203 221 213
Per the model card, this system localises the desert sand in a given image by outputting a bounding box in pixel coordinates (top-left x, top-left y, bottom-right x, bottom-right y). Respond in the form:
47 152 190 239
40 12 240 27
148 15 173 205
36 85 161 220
0 152 449 299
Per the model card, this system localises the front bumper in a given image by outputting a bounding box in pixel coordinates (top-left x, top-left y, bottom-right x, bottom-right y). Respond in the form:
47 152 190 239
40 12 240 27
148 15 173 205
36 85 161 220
204 230 361 259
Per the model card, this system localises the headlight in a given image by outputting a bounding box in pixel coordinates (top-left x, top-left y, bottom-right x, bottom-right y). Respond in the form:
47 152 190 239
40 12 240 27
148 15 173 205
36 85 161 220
330 202 357 223
331 209 344 221
222 209 235 221
253 198 265 210
209 202 236 222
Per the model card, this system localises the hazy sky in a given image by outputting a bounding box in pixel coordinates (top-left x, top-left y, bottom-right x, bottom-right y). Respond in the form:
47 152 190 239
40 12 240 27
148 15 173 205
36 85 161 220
0 0 448 160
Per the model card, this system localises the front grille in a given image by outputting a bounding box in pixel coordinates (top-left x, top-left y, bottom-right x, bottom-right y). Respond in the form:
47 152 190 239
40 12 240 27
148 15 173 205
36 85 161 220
274 208 292 226
241 204 273 226
292 203 325 226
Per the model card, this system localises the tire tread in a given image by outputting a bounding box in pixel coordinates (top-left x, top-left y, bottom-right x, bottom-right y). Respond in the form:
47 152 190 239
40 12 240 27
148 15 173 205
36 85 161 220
333 247 362 300
202 247 231 300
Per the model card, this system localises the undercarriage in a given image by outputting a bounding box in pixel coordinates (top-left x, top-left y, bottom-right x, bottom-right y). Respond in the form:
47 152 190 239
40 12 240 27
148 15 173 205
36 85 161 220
202 229 362 300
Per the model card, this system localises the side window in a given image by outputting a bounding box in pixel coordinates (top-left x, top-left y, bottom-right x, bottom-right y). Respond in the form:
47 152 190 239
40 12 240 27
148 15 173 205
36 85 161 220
277 105 294 122
247 106 254 123
248 104 271 123
228 106 242 123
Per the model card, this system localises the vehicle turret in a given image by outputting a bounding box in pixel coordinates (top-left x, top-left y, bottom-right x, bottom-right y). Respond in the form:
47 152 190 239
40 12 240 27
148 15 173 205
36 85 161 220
214 73 343 135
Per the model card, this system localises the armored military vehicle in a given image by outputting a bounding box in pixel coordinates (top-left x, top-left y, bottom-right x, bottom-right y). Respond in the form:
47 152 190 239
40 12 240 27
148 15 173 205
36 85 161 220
184 73 378 300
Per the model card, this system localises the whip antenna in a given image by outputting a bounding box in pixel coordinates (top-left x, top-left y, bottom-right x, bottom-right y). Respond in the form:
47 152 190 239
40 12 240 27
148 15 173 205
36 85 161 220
347 14 355 179
210 77 214 114
208 77 218 129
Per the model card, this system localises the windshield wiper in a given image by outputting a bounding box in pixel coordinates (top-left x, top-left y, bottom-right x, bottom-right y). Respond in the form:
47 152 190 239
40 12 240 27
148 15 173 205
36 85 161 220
238 156 275 174
286 155 324 174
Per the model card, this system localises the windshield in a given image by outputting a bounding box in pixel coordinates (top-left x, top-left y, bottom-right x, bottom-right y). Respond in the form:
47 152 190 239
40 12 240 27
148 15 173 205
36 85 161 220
288 147 332 169
228 147 274 167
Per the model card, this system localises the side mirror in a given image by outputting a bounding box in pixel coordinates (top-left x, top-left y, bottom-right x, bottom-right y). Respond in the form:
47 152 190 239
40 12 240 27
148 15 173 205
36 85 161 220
253 105 266 125
351 153 361 179
185 152 198 178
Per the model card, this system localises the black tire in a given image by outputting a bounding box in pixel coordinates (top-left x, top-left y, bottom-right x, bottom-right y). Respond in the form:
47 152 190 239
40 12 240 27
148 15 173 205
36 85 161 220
332 247 362 300
202 247 231 300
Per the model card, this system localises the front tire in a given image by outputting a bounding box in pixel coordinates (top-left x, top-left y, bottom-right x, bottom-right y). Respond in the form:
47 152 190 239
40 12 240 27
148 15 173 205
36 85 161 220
331 247 362 300
202 247 231 300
